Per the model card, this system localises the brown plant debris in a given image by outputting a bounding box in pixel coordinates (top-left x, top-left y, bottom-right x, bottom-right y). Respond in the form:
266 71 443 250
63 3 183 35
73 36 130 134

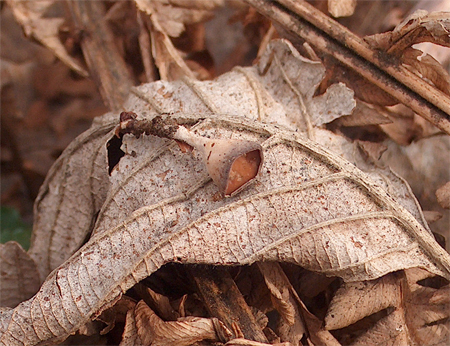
1 1 450 346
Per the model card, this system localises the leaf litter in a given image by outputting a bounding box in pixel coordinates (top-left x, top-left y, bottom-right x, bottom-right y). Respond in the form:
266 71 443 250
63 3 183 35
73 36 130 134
1 1 450 346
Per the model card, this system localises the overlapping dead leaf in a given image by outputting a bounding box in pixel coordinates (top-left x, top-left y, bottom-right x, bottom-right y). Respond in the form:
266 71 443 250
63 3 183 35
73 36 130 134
1 38 449 346
1 1 450 346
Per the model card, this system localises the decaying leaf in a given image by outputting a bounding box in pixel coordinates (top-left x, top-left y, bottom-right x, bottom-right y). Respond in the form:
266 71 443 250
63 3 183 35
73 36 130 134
0 242 40 308
328 268 449 346
135 0 223 81
401 48 450 96
6 0 88 77
135 0 222 38
122 300 230 346
255 40 355 132
325 273 401 330
364 10 450 98
1 39 449 346
365 10 450 54
116 113 264 196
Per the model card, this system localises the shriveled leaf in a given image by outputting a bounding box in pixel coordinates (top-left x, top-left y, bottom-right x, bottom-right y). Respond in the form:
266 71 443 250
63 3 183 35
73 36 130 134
134 284 179 321
257 262 306 343
365 10 450 53
96 296 136 336
135 0 222 81
121 308 140 346
135 0 222 38
1 39 449 346
0 242 40 308
403 268 450 345
133 300 229 346
148 8 196 81
258 263 296 325
307 83 356 127
349 309 408 346
6 0 88 77
293 293 340 346
401 48 450 95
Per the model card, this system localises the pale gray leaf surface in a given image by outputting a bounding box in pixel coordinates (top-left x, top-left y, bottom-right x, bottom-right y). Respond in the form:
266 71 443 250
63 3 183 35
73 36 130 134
27 118 114 281
1 39 449 346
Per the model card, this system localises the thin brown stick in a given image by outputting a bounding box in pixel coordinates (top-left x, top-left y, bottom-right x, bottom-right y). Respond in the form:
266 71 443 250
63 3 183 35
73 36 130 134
67 1 134 111
137 11 157 83
189 266 269 343
246 0 450 135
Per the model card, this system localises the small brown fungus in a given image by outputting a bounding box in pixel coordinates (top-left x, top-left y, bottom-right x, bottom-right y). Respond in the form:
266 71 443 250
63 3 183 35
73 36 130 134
115 113 263 197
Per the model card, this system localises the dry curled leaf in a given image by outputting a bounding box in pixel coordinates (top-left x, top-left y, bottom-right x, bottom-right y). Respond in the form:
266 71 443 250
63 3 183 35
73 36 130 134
123 300 230 346
328 268 449 346
363 10 450 98
364 10 450 53
1 39 449 346
135 0 222 38
135 0 222 81
6 0 88 77
401 48 450 95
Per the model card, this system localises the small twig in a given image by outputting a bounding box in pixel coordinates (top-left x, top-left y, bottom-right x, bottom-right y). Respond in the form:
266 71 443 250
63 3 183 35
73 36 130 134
189 266 269 343
67 0 134 111
245 0 450 135
116 111 179 139
137 11 157 83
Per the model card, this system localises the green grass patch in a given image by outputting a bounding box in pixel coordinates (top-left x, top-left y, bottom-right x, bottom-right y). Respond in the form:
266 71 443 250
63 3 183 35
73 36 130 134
0 206 32 250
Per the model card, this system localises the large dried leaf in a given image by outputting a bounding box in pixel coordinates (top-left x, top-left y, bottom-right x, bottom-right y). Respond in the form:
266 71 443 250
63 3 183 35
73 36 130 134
0 242 40 308
1 39 449 346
